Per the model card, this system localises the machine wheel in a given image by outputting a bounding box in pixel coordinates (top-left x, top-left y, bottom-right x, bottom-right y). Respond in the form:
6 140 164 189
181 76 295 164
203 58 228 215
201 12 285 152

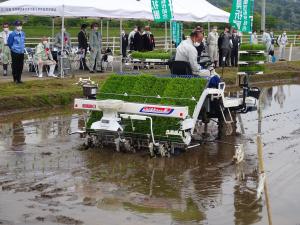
83 135 94 149
158 144 170 157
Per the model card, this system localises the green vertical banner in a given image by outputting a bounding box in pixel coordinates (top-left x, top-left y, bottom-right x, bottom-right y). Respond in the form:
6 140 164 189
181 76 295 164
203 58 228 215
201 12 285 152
172 21 182 46
151 0 174 22
229 0 253 32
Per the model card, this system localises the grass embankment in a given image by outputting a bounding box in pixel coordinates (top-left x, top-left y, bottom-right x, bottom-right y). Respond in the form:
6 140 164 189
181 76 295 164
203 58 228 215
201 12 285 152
0 77 107 113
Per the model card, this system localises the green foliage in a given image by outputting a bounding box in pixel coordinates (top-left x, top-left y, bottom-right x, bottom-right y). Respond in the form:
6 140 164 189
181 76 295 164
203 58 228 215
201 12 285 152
240 44 265 51
239 54 266 61
88 74 207 137
239 64 265 72
208 0 300 30
239 44 265 74
131 51 172 60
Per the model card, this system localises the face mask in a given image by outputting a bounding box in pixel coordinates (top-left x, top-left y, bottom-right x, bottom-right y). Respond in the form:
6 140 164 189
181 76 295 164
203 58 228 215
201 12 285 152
283 33 286 36
3 28 9 32
43 41 47 45
193 42 200 47
213 29 217 32
134 28 137 32
233 33 237 36
94 27 99 31
16 26 22 31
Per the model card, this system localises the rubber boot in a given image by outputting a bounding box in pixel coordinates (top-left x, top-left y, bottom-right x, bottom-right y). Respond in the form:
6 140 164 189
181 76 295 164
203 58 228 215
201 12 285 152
48 65 57 77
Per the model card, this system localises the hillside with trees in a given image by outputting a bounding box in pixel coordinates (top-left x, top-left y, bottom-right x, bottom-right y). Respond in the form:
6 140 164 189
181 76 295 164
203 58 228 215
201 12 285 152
208 0 300 30
0 0 299 30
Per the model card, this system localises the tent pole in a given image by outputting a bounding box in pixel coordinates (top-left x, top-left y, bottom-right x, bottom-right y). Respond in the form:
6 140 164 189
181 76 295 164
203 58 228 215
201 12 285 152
169 20 172 51
61 6 65 78
208 22 210 32
52 17 55 43
100 19 103 36
165 21 167 50
120 19 123 72
106 20 109 49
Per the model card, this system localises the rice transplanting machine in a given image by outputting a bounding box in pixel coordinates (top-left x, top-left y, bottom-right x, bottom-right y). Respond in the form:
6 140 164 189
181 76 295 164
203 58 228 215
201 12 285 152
74 75 260 157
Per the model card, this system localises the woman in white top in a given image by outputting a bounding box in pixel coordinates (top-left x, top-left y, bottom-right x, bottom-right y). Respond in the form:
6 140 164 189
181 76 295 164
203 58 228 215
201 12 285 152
251 30 258 44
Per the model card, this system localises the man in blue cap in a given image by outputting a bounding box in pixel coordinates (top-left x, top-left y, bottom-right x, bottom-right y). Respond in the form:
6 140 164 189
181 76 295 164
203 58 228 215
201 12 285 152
7 20 26 84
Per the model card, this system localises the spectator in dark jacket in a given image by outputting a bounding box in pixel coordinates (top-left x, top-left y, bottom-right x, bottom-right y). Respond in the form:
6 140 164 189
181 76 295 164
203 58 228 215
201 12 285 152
77 24 89 70
7 20 25 84
219 26 232 67
133 26 143 51
142 26 155 51
231 29 241 67
121 30 128 58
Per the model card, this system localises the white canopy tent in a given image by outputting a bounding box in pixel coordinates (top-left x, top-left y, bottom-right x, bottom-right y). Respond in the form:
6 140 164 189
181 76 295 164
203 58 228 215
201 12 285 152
0 0 229 22
0 0 229 75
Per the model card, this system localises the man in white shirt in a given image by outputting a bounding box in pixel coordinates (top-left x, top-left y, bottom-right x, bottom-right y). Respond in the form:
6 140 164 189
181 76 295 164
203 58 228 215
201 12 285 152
261 30 274 62
207 26 219 67
175 31 204 75
277 31 288 60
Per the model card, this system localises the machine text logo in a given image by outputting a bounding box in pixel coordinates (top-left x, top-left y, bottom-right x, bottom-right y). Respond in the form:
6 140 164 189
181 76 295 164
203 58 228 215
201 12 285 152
140 106 174 115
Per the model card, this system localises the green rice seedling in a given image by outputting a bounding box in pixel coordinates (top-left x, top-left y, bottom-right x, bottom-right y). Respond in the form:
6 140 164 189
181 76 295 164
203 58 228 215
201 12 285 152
240 44 265 51
88 74 207 137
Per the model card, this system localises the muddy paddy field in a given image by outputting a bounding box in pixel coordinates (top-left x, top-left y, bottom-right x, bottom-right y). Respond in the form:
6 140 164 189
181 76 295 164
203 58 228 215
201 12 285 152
0 84 300 225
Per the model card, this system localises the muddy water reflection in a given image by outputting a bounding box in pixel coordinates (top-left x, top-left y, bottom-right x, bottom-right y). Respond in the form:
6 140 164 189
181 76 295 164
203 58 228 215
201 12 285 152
0 84 300 225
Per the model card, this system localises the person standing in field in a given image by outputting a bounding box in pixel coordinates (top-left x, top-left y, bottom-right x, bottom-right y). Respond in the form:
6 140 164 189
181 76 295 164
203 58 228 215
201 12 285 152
207 26 219 67
231 29 241 67
142 26 155 51
261 30 273 62
128 26 137 51
133 26 143 52
7 20 25 84
277 31 288 61
251 30 258 44
89 22 102 73
219 26 232 67
0 22 12 76
54 27 72 51
78 23 89 71
121 29 128 58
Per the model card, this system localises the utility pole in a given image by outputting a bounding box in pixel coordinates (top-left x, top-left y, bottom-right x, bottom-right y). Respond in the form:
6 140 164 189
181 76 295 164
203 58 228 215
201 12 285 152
261 0 266 31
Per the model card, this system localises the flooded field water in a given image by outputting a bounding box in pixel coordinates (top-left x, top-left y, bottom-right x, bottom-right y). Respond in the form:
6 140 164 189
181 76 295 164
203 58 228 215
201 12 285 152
0 84 300 225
